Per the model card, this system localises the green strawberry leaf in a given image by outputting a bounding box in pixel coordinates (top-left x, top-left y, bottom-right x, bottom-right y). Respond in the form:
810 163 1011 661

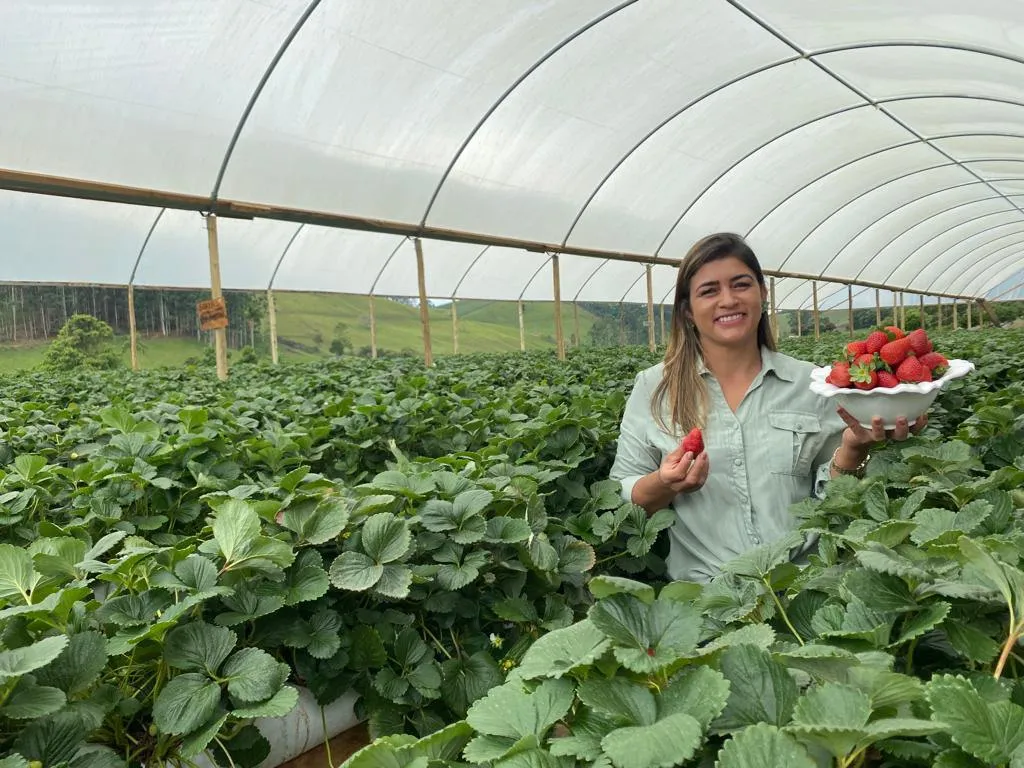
232 686 299 719
361 513 412 564
716 723 815 768
441 651 502 717
589 595 701 673
153 673 221 736
715 645 798 732
329 551 383 591
1 677 67 719
223 648 288 704
0 635 69 682
601 712 702 768
927 674 1024 764
515 619 612 680
34 630 108 695
164 622 237 674
282 497 350 545
588 576 656 604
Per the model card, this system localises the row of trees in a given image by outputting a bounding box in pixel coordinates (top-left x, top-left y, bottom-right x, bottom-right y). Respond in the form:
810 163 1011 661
0 286 268 350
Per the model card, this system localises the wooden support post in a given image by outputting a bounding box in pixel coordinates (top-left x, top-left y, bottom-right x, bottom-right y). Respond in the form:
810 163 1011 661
268 289 279 364
875 288 881 326
978 298 1000 326
414 237 433 366
660 304 666 345
847 284 854 337
573 302 580 348
645 265 655 353
369 295 378 359
975 301 982 329
769 277 777 341
812 281 820 340
797 307 802 337
128 283 139 371
552 255 565 361
450 299 459 355
967 300 973 330
518 299 525 351
205 214 228 381
919 294 925 330
953 300 959 329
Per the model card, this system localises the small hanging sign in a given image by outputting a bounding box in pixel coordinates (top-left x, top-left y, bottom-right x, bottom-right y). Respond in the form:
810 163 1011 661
198 297 228 331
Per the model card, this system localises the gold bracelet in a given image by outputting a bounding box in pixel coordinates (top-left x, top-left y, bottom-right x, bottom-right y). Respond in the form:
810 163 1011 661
831 446 870 478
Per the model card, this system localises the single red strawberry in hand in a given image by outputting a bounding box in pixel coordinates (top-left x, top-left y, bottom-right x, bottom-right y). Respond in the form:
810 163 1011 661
877 370 900 389
865 331 889 354
884 325 905 340
850 354 878 390
908 328 931 356
846 340 868 358
879 337 912 368
681 427 703 455
896 357 927 383
918 351 948 375
827 361 852 388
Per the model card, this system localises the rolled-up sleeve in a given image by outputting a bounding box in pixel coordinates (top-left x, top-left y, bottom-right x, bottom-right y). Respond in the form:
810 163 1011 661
609 373 662 504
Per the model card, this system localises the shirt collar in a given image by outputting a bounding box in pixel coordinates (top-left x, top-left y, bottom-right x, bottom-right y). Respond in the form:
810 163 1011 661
697 347 797 382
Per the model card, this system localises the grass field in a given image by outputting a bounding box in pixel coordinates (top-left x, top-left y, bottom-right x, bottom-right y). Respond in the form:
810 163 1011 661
271 294 598 358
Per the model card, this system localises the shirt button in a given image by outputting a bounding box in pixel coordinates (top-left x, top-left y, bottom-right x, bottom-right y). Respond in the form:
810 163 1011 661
734 458 743 467
796 422 804 430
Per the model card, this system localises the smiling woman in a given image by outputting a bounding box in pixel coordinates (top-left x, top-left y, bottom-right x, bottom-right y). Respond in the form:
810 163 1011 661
609 232 926 583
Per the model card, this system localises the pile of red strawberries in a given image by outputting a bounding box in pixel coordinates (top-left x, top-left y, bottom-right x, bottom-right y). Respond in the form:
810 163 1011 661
825 326 950 390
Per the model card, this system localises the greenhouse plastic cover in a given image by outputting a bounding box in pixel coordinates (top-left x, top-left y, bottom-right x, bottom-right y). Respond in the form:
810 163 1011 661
2 0 1024 309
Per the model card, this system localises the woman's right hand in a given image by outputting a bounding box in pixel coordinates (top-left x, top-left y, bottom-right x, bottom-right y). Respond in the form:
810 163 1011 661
657 441 709 494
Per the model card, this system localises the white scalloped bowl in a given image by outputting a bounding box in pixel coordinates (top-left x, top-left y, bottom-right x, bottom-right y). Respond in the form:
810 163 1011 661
809 358 975 429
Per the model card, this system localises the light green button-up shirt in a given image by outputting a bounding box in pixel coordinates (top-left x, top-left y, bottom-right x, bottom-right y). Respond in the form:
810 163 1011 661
609 347 846 583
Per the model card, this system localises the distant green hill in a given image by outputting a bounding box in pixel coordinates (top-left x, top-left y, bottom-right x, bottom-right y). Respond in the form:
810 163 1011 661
272 294 599 358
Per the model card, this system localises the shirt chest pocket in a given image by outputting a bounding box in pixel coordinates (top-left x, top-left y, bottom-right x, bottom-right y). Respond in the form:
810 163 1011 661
767 411 822 476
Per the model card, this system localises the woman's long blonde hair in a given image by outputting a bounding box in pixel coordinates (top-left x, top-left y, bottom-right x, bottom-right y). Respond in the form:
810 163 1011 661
652 233 776 435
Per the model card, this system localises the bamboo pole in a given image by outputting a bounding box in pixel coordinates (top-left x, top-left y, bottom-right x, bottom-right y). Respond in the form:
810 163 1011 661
967 300 973 329
953 300 959 329
128 283 139 371
414 237 433 366
451 299 459 355
899 292 906 328
369 295 378 359
573 302 580 348
268 289 279 364
660 303 667 344
847 284 854 337
518 300 525 351
937 295 942 330
875 288 881 326
797 308 802 337
812 281 820 340
552 255 565 361
205 214 228 381
645 265 655 353
919 294 925 330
